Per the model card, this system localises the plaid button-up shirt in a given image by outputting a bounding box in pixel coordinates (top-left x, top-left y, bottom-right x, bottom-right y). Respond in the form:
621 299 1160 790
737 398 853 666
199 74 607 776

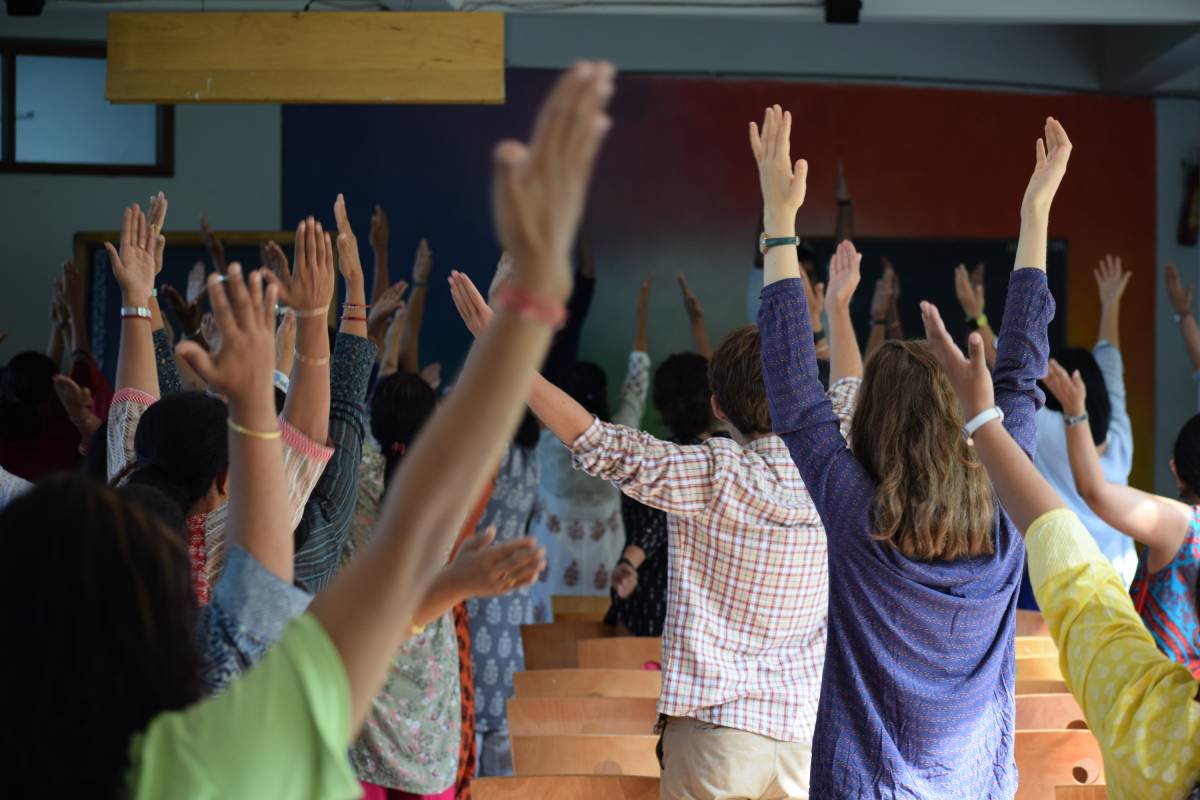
571 377 860 743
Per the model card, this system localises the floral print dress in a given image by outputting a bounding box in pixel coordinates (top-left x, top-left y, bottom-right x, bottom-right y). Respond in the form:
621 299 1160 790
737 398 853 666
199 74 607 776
530 351 650 606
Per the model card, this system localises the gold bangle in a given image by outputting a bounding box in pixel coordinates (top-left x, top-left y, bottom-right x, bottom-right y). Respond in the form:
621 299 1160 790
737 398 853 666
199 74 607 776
291 306 328 319
293 348 329 367
226 418 282 440
410 622 426 636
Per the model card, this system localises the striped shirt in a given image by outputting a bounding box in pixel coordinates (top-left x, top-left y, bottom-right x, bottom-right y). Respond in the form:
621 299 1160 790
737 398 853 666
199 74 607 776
1129 506 1200 677
571 377 859 743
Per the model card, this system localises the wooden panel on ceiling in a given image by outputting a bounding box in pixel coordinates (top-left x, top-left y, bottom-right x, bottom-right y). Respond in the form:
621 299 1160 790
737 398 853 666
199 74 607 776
106 11 504 104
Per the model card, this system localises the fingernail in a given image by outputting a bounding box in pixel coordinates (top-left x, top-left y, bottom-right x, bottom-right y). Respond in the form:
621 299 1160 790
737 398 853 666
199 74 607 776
229 263 242 276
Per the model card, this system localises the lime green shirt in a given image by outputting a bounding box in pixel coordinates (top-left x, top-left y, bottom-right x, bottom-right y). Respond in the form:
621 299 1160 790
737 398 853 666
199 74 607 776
1028 508 1200 799
125 613 360 799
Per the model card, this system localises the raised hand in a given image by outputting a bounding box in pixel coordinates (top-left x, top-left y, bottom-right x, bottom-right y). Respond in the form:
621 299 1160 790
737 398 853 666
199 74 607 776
161 284 205 338
51 375 99 438
448 270 495 338
370 205 389 253
635 273 652 353
147 191 168 274
333 193 365 288
677 272 704 321
1166 263 1194 315
200 212 227 273
1021 117 1073 217
263 240 290 286
367 280 409 330
62 260 85 321
805 272 826 325
487 251 515 302
1043 358 1088 418
444 527 546 599
611 560 638 599
176 264 278 405
955 263 985 320
201 312 222 353
920 300 994 420
826 240 862 309
1095 254 1131 307
412 239 433 285
266 218 335 314
749 104 808 231
105 204 157 304
492 61 616 301
420 362 442 391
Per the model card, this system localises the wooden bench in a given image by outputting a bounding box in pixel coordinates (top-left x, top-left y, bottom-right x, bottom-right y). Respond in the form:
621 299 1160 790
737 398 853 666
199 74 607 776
474 775 660 800
509 697 659 736
1017 655 1065 682
521 622 615 670
512 734 660 778
1016 636 1058 657
553 595 614 622
1015 730 1104 800
513 669 662 699
578 637 663 670
1016 693 1087 731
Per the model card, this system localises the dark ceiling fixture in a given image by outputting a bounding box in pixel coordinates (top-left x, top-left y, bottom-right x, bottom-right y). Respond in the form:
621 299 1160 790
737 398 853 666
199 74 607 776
826 0 861 24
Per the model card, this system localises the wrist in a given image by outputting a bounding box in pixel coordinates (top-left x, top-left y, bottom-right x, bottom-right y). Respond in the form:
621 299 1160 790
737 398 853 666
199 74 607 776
762 213 797 236
226 392 278 431
344 282 366 304
507 267 572 306
121 291 153 307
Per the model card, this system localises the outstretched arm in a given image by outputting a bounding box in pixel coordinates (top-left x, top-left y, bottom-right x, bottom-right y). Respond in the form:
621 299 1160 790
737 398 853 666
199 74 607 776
307 62 616 735
834 160 855 242
1095 254 1130 348
634 274 651 354
865 260 895 361
109 204 161 399
399 239 431 373
1165 263 1200 373
676 273 712 358
824 240 864 383
955 262 996 366
1043 359 1190 567
369 205 390 307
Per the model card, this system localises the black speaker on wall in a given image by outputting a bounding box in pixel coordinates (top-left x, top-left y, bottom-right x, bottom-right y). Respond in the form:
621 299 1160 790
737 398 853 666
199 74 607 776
826 0 862 24
6 0 45 16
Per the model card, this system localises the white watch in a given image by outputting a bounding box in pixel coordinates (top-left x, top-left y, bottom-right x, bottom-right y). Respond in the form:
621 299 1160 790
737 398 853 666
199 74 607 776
963 406 1004 444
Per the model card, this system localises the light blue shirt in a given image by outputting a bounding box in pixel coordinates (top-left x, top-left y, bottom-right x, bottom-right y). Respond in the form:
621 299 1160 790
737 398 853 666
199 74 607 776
1033 340 1137 584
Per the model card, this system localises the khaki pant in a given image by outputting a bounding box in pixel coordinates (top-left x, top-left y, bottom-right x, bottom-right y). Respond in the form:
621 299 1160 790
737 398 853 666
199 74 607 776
659 716 811 800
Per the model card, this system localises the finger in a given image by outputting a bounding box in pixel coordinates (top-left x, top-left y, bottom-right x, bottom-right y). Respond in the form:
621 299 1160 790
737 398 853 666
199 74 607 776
1071 369 1086 395
246 268 265 321
224 263 254 330
749 121 764 161
967 331 987 378
1047 116 1072 152
304 217 317 273
1035 137 1047 169
262 279 279 329
120 207 133 252
334 193 350 235
206 271 234 332
323 230 334 274
528 61 587 162
175 341 218 386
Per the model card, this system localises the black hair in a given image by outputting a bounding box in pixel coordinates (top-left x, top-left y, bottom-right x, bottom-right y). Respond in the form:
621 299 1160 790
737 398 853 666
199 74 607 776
125 391 229 517
371 371 438 487
653 353 713 440
564 361 610 422
0 350 58 442
84 419 110 482
1041 348 1110 447
117 483 188 545
0 475 203 797
514 409 540 450
1172 414 1200 502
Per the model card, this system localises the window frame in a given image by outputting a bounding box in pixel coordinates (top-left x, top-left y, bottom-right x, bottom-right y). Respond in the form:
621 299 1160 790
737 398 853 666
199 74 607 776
0 39 174 177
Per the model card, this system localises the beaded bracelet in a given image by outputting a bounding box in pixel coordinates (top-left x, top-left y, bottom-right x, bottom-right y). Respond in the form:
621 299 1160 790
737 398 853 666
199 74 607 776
227 418 282 440
293 348 329 367
495 287 567 330
341 315 368 323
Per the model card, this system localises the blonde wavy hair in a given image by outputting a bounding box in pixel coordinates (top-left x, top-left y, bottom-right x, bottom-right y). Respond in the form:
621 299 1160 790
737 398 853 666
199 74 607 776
850 340 995 561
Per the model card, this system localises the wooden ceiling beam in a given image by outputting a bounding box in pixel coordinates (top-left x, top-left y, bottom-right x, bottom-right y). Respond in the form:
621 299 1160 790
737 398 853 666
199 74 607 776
106 11 504 104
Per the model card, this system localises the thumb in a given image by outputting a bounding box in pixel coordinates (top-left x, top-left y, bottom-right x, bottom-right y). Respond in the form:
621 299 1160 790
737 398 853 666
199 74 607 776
967 331 987 375
175 341 217 386
103 242 122 270
1071 369 1086 395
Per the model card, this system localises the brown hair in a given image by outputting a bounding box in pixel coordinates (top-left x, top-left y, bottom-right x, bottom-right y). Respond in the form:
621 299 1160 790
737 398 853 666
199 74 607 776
708 325 771 436
850 340 995 561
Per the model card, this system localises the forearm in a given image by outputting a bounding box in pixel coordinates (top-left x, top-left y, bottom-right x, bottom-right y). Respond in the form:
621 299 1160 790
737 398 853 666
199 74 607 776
310 298 556 732
529 372 596 447
69 305 90 355
762 212 801 286
1179 316 1200 371
116 295 160 398
226 392 293 582
689 317 712 359
1013 211 1049 272
972 421 1065 534
826 302 863 383
411 567 465 627
634 313 648 355
1065 419 1108 504
47 322 66 366
339 280 368 339
371 246 389 306
865 321 887 360
835 201 854 241
398 286 426 373
978 324 998 367
282 317 331 445
1098 301 1121 349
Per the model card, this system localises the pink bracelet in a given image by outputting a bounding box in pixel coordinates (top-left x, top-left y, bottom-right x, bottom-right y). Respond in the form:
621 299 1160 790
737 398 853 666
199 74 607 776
495 288 567 330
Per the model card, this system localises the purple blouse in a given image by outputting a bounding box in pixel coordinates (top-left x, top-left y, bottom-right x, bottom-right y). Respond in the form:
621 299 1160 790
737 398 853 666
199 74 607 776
758 269 1053 799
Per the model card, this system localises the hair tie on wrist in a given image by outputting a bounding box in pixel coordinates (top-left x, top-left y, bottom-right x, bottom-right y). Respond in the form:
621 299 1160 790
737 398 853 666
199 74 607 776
227 418 282 440
495 288 567 330
293 348 329 367
342 302 369 310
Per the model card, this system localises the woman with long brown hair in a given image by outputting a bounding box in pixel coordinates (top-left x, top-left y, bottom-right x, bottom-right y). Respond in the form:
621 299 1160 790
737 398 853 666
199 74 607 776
754 105 1070 797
